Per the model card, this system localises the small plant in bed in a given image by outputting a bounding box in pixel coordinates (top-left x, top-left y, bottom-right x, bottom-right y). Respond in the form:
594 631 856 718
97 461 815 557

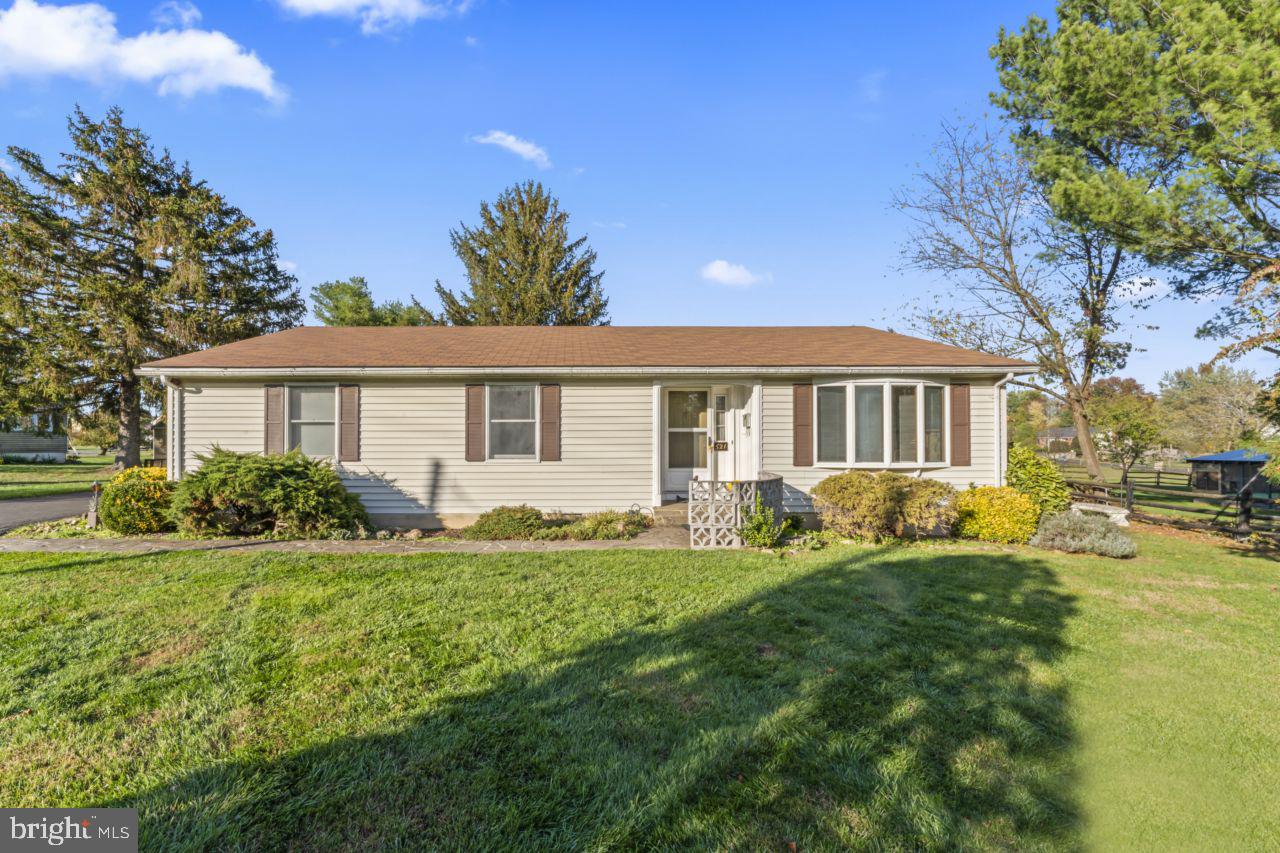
170 448 370 539
737 497 801 548
1031 510 1137 558
463 506 652 541
533 509 653 541
460 505 549 540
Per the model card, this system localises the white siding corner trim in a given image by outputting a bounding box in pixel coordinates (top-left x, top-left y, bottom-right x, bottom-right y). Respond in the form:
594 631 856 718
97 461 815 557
651 380 662 507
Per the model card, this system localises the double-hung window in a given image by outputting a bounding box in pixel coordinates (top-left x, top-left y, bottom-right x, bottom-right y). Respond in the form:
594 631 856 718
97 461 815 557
288 386 336 457
814 380 949 467
488 384 537 459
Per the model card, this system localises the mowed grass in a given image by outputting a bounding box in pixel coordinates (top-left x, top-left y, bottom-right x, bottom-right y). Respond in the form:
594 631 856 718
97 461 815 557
0 455 116 500
1 530 1278 850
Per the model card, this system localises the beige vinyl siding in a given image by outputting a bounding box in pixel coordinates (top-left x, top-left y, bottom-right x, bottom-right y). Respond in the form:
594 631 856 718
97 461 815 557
181 379 653 518
181 382 265 469
760 377 1001 512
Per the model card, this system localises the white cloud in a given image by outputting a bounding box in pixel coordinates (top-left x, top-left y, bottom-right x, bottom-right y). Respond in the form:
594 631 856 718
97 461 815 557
0 157 15 173
857 70 886 104
276 0 470 35
152 0 201 28
279 259 299 273
591 220 626 230
1115 275 1170 303
0 0 283 102
463 34 478 47
470 130 551 169
700 259 767 287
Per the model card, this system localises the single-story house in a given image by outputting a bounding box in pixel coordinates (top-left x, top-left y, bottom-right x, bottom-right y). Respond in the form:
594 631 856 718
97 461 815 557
1187 450 1273 498
136 326 1034 529
1036 426 1077 449
0 432 69 462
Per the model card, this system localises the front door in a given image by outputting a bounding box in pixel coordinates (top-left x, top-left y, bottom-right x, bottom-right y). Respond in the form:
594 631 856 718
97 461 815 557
711 389 734 481
664 389 709 495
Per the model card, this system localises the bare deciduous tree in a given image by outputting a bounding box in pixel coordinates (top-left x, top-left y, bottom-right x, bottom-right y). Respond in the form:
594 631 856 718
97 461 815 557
895 124 1144 479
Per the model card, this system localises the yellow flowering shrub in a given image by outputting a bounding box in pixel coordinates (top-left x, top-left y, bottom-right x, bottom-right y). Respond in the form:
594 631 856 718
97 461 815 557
953 486 1040 544
99 466 174 534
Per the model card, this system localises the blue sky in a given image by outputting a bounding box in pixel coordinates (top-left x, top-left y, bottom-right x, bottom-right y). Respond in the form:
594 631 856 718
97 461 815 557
0 0 1269 388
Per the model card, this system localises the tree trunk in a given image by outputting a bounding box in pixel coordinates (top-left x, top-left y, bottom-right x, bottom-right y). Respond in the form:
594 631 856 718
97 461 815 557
116 376 142 469
1066 394 1104 480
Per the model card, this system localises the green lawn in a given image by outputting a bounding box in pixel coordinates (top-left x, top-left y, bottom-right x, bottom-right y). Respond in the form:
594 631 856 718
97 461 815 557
0 453 159 501
1 530 1277 850
0 455 115 500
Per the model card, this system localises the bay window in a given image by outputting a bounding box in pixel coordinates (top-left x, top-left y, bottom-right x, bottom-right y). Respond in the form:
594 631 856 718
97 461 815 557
891 385 917 463
854 386 884 463
813 380 950 467
816 385 847 463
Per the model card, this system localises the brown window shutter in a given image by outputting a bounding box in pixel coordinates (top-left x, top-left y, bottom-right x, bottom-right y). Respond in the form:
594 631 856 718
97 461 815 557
338 385 360 462
792 383 813 467
950 383 971 467
465 384 486 462
540 384 561 462
264 385 285 455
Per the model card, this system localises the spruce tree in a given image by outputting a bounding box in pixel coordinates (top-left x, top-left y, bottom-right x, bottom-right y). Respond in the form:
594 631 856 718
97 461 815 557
0 107 303 467
435 181 608 325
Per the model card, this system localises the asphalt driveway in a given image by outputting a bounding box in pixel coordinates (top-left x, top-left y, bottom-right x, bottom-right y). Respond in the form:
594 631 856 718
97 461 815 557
0 491 90 533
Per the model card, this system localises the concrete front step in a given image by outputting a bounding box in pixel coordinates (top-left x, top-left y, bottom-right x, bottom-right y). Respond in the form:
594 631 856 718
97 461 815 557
652 502 690 528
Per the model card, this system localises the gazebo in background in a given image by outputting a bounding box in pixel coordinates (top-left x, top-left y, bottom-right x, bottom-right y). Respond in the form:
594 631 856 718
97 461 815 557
1187 450 1273 498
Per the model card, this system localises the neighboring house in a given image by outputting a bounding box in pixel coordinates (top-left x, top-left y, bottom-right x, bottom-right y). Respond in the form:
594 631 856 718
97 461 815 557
0 432 68 462
1187 450 1274 498
1036 426 1077 449
136 326 1034 528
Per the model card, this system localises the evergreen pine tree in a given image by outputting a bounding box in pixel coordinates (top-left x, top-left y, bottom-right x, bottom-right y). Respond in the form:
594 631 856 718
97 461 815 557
0 107 304 467
435 181 608 325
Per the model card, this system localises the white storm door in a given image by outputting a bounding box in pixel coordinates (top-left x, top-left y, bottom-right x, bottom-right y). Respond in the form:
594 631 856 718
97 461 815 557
664 389 709 493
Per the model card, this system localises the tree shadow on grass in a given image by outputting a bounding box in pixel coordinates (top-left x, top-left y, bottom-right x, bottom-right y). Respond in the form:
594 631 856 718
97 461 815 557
114 548 1079 850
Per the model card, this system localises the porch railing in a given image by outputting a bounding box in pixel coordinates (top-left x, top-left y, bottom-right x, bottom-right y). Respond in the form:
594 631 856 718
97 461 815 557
688 473 783 549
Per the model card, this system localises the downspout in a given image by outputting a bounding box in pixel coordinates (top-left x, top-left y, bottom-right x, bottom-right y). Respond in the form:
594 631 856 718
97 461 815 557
993 372 1015 486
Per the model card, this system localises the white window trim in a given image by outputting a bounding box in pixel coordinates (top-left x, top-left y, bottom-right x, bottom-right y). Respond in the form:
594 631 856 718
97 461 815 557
813 379 950 469
485 382 540 462
283 383 339 459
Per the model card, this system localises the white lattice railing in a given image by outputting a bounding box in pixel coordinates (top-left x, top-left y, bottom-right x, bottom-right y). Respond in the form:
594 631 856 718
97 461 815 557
688 473 784 549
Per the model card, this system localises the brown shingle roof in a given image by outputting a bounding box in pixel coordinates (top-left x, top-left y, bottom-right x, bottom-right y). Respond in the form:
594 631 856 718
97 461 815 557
138 326 1033 371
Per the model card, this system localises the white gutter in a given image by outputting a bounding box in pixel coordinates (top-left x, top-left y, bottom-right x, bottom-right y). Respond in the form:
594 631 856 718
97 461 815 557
136 364 1038 379
993 372 1016 486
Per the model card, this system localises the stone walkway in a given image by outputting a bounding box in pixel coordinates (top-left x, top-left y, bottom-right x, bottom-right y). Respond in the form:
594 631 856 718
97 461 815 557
0 525 691 554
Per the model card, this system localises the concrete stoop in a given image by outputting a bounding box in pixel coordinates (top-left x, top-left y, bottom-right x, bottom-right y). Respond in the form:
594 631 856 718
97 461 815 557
652 502 691 529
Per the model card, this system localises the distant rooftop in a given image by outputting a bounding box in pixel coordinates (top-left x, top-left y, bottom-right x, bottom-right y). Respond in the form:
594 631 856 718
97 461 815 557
1186 449 1270 463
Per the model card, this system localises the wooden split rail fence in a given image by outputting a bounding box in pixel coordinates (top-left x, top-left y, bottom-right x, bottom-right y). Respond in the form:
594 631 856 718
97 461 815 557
1064 477 1280 541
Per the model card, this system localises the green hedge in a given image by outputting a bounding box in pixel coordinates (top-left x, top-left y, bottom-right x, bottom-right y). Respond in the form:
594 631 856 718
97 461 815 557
99 467 174 534
1007 446 1071 515
812 471 957 541
954 486 1040 544
170 448 370 538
